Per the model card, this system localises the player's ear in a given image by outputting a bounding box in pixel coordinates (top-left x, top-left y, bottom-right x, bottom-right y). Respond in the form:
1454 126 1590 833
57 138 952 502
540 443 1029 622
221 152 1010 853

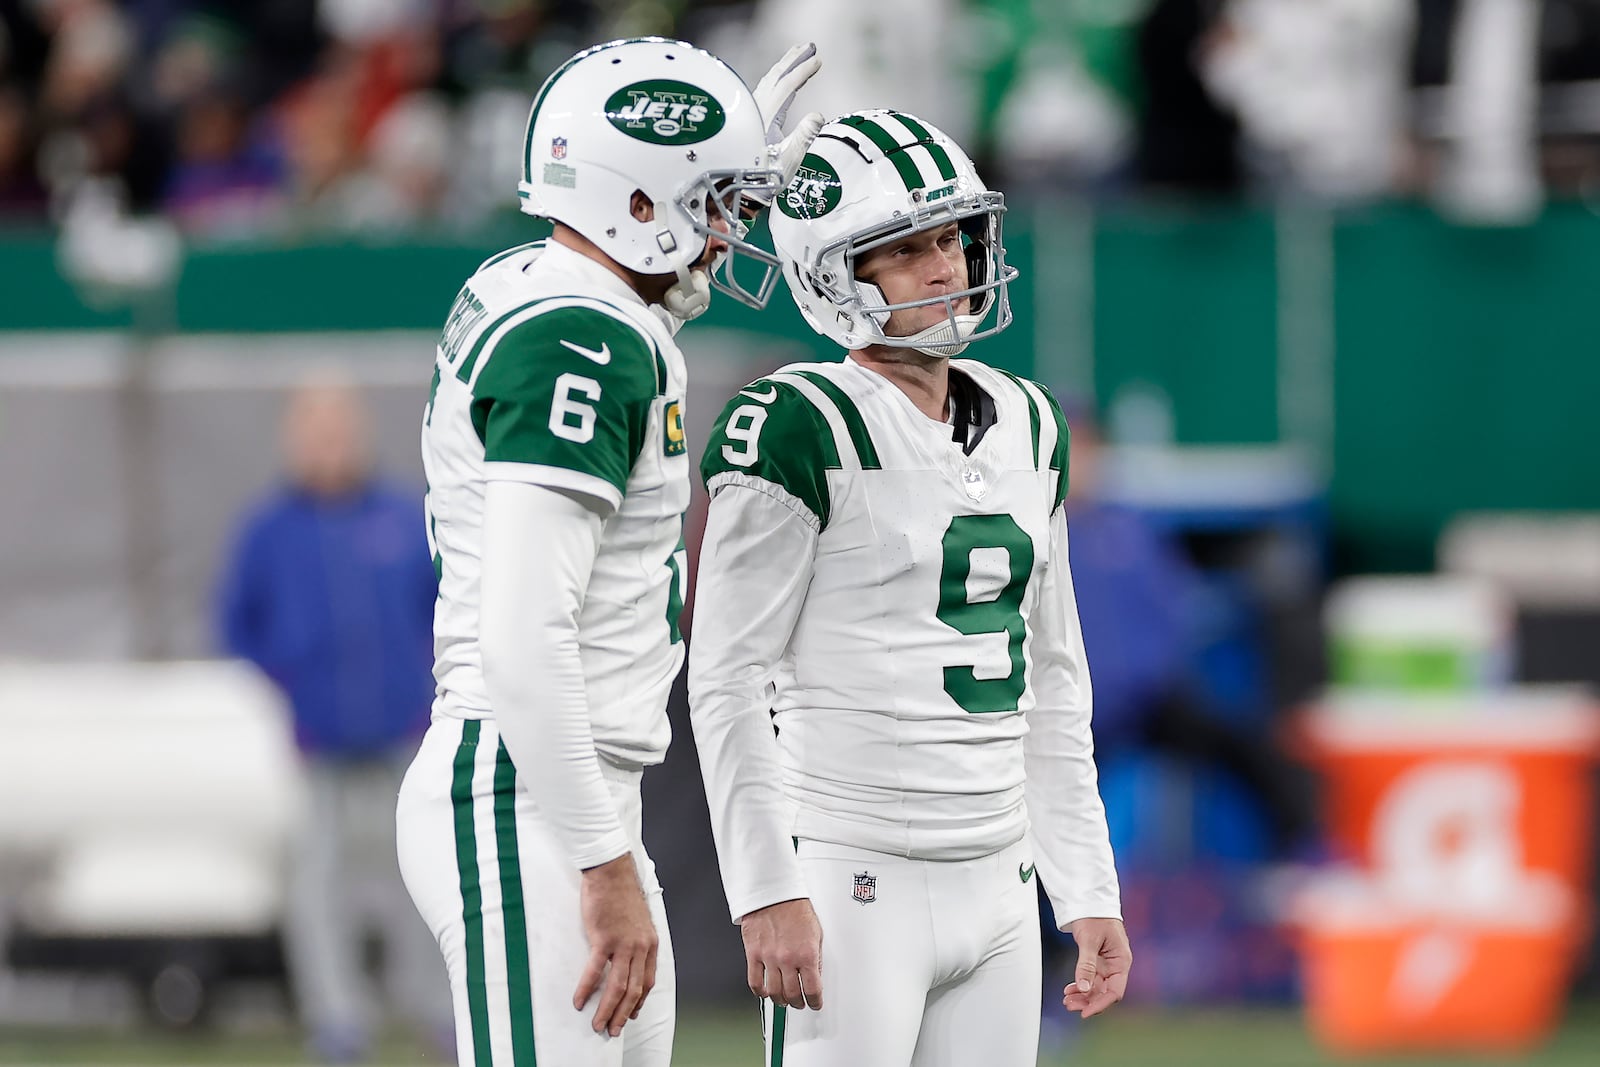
630 190 655 223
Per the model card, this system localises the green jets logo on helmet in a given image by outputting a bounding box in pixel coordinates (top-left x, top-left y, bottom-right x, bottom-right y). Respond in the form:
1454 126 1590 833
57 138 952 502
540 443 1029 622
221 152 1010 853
778 154 843 220
605 80 726 145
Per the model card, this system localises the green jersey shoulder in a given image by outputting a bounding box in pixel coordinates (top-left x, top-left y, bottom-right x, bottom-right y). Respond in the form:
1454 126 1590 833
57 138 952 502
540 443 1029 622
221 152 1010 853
432 283 666 504
700 370 841 528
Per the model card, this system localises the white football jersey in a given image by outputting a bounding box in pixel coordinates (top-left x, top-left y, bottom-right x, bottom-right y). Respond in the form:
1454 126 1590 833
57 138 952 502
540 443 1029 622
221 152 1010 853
691 357 1119 925
423 240 690 766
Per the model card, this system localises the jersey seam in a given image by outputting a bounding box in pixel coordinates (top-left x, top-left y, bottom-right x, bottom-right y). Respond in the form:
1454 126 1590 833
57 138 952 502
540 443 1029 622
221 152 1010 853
706 471 822 533
482 461 624 512
475 239 547 274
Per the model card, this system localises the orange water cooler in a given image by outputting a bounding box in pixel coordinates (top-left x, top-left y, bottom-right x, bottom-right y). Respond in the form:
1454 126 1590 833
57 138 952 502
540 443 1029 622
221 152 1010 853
1290 689 1600 1054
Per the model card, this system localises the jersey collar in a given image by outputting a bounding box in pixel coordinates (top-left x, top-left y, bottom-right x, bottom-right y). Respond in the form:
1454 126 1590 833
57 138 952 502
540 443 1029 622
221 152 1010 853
538 240 650 310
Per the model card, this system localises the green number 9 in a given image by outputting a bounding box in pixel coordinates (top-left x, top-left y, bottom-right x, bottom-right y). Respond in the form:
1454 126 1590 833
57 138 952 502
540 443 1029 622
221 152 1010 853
937 514 1034 714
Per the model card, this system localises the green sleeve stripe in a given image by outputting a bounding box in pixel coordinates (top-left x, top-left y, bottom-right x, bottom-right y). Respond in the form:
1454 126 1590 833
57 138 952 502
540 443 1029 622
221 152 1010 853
476 240 547 274
753 379 841 471
770 373 856 473
1045 389 1071 507
889 112 958 181
468 296 661 394
1000 369 1044 468
837 115 924 192
788 370 882 469
519 293 664 394
1016 376 1063 471
456 298 553 384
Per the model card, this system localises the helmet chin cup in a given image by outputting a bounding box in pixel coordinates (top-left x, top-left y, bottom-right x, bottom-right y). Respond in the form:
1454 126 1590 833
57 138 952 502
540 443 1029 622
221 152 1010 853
903 313 983 357
663 266 711 320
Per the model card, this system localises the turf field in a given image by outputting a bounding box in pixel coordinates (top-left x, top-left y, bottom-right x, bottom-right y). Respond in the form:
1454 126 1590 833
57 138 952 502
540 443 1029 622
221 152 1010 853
1 1003 1598 1067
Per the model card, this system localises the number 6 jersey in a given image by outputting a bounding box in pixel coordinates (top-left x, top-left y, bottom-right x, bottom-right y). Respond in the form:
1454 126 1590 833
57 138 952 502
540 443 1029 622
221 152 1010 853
423 240 690 767
689 357 1121 929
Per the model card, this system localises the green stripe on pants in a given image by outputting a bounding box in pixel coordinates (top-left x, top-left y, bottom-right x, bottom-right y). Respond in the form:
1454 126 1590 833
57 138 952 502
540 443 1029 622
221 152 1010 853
770 1003 788 1067
494 741 537 1065
451 720 492 1067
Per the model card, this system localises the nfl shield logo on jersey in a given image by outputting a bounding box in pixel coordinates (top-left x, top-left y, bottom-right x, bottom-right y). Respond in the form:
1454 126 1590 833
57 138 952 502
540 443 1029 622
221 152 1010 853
551 137 568 160
852 871 876 905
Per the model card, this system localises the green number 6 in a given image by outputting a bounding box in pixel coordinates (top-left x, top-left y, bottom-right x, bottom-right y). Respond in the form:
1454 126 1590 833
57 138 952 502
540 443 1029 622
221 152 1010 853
937 514 1034 714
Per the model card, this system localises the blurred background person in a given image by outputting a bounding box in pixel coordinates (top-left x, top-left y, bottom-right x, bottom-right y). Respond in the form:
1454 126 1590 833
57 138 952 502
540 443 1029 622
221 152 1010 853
1064 402 1317 861
215 375 447 1064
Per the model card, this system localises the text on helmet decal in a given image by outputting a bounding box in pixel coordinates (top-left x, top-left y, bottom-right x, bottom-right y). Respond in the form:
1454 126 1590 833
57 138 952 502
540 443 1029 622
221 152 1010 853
605 80 726 145
778 153 843 220
544 162 577 188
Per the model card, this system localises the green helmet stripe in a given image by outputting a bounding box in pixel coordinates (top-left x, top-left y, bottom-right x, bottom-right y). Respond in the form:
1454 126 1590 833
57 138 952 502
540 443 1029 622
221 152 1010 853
889 112 958 182
837 115 924 192
524 50 591 184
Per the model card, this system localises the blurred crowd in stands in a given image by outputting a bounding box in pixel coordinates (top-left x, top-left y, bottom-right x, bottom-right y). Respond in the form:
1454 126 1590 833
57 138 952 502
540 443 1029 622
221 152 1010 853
3 0 1600 238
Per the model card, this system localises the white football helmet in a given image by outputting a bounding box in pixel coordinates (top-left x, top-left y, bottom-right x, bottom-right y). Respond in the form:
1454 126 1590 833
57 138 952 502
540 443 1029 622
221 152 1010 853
768 109 1017 355
517 38 783 310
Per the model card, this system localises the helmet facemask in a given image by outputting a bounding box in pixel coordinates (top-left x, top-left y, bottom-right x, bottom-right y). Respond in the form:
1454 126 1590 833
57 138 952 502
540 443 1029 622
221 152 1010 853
817 192 1017 357
667 166 784 311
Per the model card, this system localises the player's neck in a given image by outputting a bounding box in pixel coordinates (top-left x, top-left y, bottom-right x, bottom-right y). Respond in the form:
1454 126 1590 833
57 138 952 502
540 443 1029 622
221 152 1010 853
551 226 672 305
851 346 950 421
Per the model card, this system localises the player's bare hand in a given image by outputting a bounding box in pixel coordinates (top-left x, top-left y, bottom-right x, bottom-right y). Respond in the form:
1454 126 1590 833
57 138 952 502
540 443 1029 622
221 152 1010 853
1063 917 1131 1019
575 854 658 1036
739 898 824 1010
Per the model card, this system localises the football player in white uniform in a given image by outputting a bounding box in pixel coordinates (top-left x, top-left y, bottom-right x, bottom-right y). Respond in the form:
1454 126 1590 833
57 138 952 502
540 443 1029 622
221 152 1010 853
689 110 1130 1066
396 38 821 1067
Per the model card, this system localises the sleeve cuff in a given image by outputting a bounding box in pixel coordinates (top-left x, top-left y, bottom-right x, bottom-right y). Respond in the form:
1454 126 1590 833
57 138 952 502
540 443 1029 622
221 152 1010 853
728 878 813 925
570 829 635 872
484 462 623 514
1050 893 1124 930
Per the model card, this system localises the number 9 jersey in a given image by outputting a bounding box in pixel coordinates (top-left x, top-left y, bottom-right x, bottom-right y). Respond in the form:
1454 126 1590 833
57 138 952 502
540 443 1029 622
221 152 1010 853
689 356 1121 930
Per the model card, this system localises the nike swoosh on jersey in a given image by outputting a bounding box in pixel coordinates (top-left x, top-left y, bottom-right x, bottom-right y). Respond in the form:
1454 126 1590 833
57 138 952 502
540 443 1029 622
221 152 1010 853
1019 863 1036 883
740 385 779 403
559 339 611 364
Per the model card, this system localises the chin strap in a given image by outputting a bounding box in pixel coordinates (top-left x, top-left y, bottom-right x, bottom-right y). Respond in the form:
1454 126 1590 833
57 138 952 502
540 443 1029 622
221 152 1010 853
662 266 711 321
904 313 984 357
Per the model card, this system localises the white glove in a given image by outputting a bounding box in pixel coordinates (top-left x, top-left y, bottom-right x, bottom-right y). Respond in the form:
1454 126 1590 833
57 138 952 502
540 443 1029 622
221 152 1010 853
749 43 825 203
754 43 822 145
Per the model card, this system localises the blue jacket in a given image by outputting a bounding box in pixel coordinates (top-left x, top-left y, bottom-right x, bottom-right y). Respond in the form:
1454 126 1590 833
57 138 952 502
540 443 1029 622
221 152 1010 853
218 480 437 756
1068 500 1196 754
